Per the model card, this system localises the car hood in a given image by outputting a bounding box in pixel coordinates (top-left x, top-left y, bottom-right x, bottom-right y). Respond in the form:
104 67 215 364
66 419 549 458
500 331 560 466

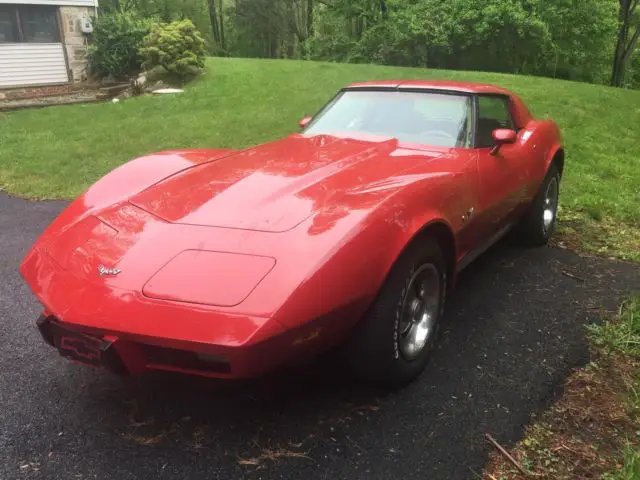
129 134 443 232
21 134 460 320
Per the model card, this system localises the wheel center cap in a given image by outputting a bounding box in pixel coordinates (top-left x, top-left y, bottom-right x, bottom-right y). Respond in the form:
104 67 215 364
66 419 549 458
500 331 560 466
409 298 425 322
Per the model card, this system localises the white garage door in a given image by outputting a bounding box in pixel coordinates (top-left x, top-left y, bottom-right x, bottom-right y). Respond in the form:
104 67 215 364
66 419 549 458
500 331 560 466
0 43 69 87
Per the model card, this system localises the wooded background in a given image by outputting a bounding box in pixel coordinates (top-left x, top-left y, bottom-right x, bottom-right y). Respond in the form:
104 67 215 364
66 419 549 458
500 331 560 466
100 0 640 89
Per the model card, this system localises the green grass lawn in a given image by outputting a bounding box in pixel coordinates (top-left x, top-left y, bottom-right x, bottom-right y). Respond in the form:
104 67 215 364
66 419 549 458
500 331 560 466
1 57 638 258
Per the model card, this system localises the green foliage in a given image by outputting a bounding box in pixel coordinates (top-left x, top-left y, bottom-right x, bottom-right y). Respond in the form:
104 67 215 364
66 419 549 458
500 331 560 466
87 12 153 80
538 0 618 84
588 299 640 356
99 0 215 50
308 0 624 85
626 53 640 89
603 446 640 480
595 299 640 480
139 20 206 80
225 0 312 59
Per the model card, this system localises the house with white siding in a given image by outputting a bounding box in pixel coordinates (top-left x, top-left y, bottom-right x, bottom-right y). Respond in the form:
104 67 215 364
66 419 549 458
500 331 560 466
0 0 97 91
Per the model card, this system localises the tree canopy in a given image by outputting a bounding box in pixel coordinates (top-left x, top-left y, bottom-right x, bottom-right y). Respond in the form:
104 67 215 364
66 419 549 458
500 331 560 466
99 0 639 88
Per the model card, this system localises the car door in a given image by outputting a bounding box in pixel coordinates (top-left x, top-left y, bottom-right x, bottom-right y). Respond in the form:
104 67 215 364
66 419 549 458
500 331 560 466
474 94 530 237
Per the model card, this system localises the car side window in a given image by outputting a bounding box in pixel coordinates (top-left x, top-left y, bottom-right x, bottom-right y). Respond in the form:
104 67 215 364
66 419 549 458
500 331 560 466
476 96 515 148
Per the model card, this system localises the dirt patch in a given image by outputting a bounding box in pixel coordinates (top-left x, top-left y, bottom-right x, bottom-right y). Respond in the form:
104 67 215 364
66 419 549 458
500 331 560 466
553 211 640 263
483 305 640 479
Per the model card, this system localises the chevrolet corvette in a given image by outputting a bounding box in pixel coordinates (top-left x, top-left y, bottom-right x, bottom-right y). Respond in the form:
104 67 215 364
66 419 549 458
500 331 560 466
20 80 564 386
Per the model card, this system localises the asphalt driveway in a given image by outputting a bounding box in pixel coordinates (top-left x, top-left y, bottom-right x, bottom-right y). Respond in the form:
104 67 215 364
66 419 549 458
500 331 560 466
1 192 638 480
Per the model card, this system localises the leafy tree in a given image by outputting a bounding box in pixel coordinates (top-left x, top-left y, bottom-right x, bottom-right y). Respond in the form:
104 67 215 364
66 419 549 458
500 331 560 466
538 0 617 84
443 0 553 74
311 0 555 74
284 0 315 57
626 47 640 87
611 0 640 86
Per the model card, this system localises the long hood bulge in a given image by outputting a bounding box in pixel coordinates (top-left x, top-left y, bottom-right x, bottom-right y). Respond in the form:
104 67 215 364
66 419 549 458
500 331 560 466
129 135 406 232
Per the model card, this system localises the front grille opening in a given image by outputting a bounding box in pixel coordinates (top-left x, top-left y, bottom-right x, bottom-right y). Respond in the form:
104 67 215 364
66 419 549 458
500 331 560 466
143 344 231 374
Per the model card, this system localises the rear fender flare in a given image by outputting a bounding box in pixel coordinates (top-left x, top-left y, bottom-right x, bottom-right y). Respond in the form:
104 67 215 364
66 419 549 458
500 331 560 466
545 144 565 178
535 120 564 179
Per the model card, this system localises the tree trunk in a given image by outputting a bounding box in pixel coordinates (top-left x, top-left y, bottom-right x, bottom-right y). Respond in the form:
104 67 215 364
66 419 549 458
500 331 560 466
611 11 630 86
355 16 363 39
269 31 277 58
287 35 295 58
299 37 307 58
611 0 640 87
208 0 221 47
219 3 226 53
306 0 313 38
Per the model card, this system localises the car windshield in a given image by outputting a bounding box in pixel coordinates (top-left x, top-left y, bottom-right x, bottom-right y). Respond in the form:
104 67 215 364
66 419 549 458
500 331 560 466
303 90 473 148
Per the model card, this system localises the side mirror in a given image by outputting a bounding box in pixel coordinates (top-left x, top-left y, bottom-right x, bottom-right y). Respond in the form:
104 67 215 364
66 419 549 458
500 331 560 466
299 116 312 129
491 128 517 155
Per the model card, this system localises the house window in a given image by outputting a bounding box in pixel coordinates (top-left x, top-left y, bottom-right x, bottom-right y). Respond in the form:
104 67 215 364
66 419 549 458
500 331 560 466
0 5 60 44
0 8 18 42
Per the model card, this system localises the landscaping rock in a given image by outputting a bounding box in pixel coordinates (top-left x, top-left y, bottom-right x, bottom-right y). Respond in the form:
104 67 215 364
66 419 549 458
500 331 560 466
100 75 117 86
134 74 147 89
116 90 132 100
147 80 169 93
152 88 184 95
0 92 102 111
99 83 130 97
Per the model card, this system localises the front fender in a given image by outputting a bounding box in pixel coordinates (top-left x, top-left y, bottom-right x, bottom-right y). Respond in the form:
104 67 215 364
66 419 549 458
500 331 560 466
82 148 236 211
40 148 235 238
20 148 235 272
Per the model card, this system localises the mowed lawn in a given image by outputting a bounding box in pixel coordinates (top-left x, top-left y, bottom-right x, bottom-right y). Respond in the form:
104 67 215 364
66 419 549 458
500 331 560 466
1 57 639 258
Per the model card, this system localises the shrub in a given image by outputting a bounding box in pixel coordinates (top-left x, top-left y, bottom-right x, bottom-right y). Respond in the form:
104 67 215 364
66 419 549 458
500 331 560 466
87 13 153 80
139 20 206 81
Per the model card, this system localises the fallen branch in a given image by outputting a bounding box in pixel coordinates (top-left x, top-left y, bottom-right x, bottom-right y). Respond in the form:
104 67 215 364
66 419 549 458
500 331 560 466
619 299 629 316
561 270 585 282
237 447 311 467
485 433 537 477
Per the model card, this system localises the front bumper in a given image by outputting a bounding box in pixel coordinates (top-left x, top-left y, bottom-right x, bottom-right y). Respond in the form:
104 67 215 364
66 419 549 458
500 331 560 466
24 247 366 380
34 311 340 379
22 247 297 378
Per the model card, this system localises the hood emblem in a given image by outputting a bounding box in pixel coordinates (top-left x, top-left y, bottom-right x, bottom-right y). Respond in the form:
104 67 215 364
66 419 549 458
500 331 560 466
98 264 121 276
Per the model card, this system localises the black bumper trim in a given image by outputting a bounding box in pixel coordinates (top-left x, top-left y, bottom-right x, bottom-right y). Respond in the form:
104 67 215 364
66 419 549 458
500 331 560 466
36 315 128 375
37 314 56 346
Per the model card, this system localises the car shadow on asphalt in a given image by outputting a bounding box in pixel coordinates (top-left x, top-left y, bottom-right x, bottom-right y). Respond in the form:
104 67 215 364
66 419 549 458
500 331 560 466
73 238 639 479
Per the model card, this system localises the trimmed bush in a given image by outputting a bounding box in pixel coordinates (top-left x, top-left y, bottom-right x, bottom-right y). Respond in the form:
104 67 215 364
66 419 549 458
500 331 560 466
87 13 153 80
139 20 206 81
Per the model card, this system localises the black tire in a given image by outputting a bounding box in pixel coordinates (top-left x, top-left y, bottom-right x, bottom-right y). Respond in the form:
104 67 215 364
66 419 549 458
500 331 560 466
516 163 561 247
344 237 447 387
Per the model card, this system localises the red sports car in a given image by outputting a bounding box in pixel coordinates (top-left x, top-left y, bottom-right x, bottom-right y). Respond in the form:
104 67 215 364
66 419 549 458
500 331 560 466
21 81 564 386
